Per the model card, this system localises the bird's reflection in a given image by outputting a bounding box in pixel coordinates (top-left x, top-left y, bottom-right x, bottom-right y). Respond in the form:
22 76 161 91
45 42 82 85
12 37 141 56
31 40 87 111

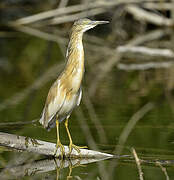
0 155 111 179
54 158 84 180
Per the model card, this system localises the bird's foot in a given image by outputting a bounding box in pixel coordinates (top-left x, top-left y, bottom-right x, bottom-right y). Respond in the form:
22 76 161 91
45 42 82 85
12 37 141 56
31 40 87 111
54 141 65 159
69 143 88 157
67 159 86 179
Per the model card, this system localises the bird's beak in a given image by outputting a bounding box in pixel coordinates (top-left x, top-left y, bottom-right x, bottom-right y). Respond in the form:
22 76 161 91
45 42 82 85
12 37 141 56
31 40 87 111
91 20 109 25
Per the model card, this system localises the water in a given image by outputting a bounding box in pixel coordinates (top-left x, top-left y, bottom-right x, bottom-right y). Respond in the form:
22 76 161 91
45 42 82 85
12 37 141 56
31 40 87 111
1 1 174 179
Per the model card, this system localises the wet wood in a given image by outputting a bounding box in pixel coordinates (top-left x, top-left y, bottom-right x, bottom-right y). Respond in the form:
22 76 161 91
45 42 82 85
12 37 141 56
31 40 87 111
1 156 111 179
0 132 113 159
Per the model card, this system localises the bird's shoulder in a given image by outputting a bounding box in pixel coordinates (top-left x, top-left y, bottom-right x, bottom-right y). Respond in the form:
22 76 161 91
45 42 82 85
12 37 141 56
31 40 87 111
46 76 72 104
46 79 62 104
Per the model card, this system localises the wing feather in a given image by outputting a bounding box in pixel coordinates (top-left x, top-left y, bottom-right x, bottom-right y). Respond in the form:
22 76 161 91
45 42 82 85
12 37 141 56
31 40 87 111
39 79 66 128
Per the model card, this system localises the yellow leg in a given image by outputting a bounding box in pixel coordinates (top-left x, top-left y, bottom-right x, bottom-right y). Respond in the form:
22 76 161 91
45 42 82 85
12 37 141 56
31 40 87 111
54 119 65 158
67 159 86 179
53 158 64 180
65 118 87 156
67 160 73 179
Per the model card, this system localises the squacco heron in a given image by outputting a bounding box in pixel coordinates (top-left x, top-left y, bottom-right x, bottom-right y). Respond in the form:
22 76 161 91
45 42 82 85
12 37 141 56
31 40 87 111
39 18 109 157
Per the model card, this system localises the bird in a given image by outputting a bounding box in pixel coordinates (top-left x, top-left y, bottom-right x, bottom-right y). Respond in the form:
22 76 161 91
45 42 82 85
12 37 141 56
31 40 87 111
39 18 109 157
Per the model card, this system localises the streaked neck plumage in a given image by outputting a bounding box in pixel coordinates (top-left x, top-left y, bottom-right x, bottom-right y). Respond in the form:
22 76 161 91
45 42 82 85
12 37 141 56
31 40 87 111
66 29 84 63
62 28 85 92
65 28 84 74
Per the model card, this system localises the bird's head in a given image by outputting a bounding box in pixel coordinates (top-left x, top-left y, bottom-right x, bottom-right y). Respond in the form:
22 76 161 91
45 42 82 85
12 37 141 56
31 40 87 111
72 18 109 33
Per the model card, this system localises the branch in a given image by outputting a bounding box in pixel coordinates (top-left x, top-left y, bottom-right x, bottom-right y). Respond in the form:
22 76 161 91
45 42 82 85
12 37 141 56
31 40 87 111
144 2 172 10
132 148 144 180
115 102 154 155
117 46 174 58
117 61 174 71
50 8 107 25
156 161 170 180
108 102 154 178
12 0 145 25
0 132 113 159
126 5 173 26
126 29 168 46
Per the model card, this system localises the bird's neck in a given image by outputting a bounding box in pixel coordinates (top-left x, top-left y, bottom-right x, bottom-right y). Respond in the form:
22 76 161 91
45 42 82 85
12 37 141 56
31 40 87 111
66 31 84 66
62 31 85 92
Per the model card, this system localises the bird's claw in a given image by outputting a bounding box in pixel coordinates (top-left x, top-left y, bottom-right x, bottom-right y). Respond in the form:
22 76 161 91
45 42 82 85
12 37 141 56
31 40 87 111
69 143 88 157
54 142 65 159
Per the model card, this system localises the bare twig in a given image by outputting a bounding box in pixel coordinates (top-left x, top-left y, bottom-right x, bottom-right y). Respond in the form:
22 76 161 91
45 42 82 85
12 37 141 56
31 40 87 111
115 102 154 155
75 108 109 179
83 91 108 144
9 24 67 57
117 46 174 58
144 2 172 10
89 54 122 97
75 108 98 150
156 161 170 180
58 0 69 8
0 119 37 126
108 102 154 179
12 0 146 26
127 29 168 46
126 5 173 26
10 25 66 44
50 8 107 25
88 28 168 97
0 63 63 111
0 132 113 158
132 148 144 180
118 61 174 71
172 0 174 24
12 3 96 25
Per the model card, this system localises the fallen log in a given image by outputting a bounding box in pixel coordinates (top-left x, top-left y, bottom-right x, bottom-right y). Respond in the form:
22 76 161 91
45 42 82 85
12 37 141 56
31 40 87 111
0 132 113 159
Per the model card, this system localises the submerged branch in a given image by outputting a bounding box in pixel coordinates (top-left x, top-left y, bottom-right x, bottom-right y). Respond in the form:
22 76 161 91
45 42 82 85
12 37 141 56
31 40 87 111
156 161 170 180
0 132 113 159
132 148 144 180
115 102 154 155
108 102 154 178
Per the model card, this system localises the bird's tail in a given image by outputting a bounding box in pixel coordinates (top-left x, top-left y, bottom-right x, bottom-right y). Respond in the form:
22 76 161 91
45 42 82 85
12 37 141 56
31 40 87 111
39 107 55 131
